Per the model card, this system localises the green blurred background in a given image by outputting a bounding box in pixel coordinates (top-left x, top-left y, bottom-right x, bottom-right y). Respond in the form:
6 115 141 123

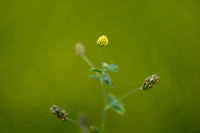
0 0 200 133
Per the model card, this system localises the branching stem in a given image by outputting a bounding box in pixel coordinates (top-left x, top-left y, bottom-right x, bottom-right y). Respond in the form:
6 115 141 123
118 87 142 102
105 87 142 110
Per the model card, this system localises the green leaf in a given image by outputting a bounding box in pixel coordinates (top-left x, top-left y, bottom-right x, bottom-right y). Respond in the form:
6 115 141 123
89 126 99 133
107 93 125 115
90 68 102 73
102 62 118 72
103 73 113 87
88 74 100 80
108 63 118 72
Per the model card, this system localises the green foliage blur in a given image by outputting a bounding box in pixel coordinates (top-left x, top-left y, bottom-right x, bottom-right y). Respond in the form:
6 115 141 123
0 0 200 133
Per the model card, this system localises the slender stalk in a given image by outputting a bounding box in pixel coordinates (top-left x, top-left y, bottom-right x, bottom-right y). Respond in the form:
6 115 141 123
118 87 142 102
81 54 99 77
81 55 95 68
105 87 142 110
67 118 80 125
100 47 107 133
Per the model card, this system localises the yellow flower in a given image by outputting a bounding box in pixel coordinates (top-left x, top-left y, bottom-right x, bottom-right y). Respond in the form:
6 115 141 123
97 35 108 47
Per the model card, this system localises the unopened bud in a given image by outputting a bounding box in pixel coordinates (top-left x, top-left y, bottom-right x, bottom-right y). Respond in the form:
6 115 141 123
75 43 85 55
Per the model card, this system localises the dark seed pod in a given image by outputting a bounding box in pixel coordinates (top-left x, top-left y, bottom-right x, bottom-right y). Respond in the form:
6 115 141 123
142 74 159 91
50 105 68 122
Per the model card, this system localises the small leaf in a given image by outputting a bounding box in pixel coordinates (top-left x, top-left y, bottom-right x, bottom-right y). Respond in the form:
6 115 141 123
107 93 125 115
88 75 100 80
108 63 118 72
102 62 118 72
89 126 99 133
103 73 113 87
90 68 102 73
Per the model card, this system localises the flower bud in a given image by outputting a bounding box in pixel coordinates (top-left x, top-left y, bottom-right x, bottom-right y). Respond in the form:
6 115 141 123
142 74 159 91
75 43 85 55
97 35 108 47
103 62 109 68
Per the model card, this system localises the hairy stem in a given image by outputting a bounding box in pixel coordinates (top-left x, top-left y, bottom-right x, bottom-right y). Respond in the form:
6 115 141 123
81 55 95 68
118 87 142 101
67 118 80 125
100 47 107 133
81 55 99 76
105 87 142 110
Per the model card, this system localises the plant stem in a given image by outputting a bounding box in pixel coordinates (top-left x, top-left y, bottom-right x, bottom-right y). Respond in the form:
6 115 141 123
118 87 142 102
67 118 80 125
100 47 107 133
81 55 95 68
105 87 142 110
81 55 99 76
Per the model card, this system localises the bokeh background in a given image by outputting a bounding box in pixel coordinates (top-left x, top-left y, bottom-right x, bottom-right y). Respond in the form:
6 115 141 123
0 0 200 133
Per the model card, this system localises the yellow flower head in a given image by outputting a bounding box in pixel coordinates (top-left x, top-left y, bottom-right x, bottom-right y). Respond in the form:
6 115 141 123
97 35 108 47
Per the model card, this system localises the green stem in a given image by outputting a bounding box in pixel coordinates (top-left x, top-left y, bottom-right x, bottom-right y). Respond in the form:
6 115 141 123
118 87 142 101
81 55 95 68
100 47 107 133
81 55 99 76
105 87 142 110
67 118 80 125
